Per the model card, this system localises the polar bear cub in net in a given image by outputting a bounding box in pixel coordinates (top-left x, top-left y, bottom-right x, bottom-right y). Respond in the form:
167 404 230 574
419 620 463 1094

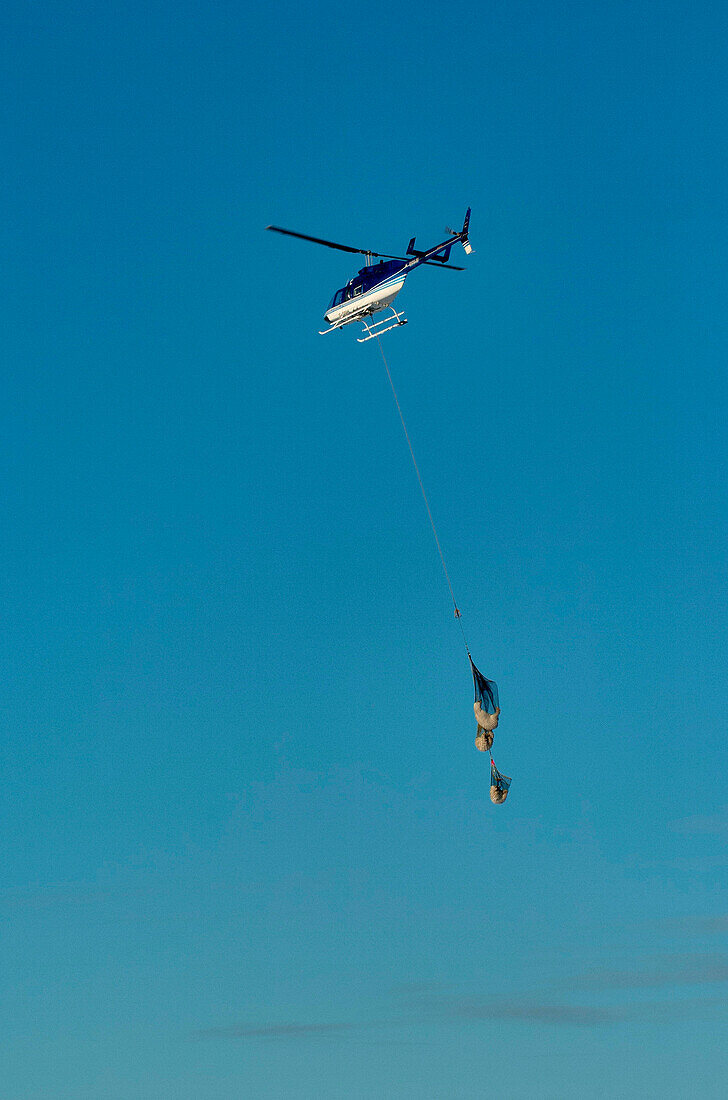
474 700 500 731
474 701 500 752
489 783 508 804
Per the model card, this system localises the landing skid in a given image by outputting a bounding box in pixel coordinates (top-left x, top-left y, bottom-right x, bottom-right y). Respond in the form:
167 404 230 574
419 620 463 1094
318 305 408 340
356 307 408 343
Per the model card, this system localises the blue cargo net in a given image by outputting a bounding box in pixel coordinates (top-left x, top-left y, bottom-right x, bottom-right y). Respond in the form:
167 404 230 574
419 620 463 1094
471 658 499 714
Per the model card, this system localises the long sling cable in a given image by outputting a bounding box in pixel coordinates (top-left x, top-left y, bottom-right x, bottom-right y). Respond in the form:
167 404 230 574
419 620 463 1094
375 334 472 662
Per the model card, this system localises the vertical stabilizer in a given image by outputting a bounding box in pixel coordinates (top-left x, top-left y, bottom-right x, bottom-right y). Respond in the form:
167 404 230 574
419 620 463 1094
461 207 473 254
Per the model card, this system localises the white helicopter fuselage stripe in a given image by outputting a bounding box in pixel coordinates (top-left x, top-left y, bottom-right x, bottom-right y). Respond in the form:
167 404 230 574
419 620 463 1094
324 273 407 326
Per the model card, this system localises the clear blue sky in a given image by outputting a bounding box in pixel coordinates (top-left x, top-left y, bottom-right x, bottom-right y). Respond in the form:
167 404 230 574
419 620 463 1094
2 0 728 1096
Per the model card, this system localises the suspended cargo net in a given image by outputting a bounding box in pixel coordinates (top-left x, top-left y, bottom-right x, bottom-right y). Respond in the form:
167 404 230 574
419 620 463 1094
471 658 500 751
374 335 514 802
490 760 511 804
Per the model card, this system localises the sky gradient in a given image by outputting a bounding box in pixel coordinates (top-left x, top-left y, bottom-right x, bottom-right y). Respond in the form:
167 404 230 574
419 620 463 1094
2 0 728 1096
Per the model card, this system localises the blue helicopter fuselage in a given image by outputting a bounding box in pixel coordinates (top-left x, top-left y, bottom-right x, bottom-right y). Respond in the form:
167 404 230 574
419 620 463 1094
324 260 408 326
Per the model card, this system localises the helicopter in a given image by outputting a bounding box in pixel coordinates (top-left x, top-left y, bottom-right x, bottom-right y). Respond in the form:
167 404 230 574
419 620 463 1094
266 209 473 342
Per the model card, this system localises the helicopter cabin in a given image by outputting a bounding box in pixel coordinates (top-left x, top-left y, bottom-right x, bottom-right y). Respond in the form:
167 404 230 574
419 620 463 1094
327 260 405 309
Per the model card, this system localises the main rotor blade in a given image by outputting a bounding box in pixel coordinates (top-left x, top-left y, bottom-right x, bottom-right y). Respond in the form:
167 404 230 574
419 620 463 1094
265 225 406 261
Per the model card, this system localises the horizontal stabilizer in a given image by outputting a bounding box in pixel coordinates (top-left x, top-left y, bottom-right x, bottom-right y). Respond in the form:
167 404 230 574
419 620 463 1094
429 243 453 264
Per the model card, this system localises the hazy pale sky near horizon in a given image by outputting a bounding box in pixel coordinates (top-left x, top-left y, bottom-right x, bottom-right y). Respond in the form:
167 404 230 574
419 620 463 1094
3 0 728 1096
